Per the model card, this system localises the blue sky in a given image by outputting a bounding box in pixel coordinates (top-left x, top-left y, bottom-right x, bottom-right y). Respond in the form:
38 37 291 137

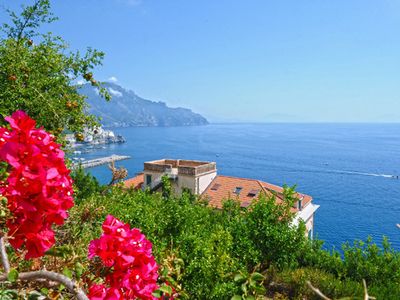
2 0 400 122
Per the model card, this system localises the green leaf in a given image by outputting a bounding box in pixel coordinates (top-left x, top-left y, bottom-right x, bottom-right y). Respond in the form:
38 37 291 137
28 290 44 300
234 273 245 282
250 272 264 282
161 267 169 277
159 284 173 295
254 285 266 294
7 268 19 283
241 283 248 294
0 289 18 299
248 280 256 288
75 262 84 278
152 290 162 298
63 267 73 278
245 296 255 300
231 296 242 300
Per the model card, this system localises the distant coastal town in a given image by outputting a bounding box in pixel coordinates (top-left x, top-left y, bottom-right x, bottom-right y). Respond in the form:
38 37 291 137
65 126 125 148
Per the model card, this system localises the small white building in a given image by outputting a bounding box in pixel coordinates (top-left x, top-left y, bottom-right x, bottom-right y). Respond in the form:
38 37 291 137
142 159 217 195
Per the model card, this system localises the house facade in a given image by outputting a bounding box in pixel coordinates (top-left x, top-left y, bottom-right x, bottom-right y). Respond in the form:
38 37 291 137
125 158 319 238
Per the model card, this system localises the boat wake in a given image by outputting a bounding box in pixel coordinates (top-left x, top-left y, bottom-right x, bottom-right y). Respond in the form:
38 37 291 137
291 167 398 179
330 170 397 179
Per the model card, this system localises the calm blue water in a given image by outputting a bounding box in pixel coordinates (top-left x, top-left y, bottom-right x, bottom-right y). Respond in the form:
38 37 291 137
75 123 400 250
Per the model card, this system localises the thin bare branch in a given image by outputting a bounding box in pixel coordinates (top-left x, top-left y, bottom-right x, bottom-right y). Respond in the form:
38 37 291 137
16 0 40 41
363 279 376 300
0 270 88 300
307 281 332 300
0 236 10 274
108 160 128 186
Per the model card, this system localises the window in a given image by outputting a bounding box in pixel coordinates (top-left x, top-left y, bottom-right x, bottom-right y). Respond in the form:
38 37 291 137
247 189 259 197
298 199 302 211
146 174 152 185
234 187 243 195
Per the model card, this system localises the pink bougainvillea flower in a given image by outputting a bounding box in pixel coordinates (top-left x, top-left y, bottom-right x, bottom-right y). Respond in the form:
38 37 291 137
0 110 74 258
88 284 107 300
88 215 159 300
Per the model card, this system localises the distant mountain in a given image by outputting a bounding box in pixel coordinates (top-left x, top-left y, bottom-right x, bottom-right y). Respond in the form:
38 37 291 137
79 82 208 128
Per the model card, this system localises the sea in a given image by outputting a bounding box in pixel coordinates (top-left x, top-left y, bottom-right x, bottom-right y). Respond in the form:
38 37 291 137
73 123 400 251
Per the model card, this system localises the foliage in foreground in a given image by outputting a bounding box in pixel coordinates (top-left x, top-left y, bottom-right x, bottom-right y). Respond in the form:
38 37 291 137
35 178 399 300
0 111 162 299
3 165 400 299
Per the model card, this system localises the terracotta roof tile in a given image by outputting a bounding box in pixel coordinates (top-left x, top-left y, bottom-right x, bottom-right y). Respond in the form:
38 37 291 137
124 172 313 212
201 175 312 211
124 173 144 190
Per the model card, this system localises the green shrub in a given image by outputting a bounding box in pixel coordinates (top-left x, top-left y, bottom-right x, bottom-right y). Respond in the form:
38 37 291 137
272 267 363 299
61 185 309 299
50 182 400 299
71 165 104 203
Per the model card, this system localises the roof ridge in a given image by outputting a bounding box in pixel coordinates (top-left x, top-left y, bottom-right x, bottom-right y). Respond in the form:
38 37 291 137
217 174 261 182
259 180 284 190
256 180 267 191
125 173 144 180
256 180 271 196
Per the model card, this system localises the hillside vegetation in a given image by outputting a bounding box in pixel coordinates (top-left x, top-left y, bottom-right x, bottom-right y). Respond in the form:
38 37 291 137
63 176 400 299
3 169 400 299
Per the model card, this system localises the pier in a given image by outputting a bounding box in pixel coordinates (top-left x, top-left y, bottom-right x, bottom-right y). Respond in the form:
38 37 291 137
74 155 131 169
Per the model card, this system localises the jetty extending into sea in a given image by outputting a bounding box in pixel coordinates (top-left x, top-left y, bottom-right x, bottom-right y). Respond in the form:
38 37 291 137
74 155 131 169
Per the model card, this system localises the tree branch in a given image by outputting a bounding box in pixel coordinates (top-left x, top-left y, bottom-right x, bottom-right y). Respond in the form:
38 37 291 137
363 279 376 300
17 0 40 41
307 281 332 300
0 270 88 300
308 279 376 300
0 236 10 274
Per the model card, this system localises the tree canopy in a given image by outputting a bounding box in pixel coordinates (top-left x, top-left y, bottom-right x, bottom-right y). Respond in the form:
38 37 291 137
0 0 110 137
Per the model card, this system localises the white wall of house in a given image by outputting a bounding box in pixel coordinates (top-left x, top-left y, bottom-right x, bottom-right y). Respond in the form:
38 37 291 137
293 203 319 239
305 215 314 239
143 169 217 196
176 170 217 195
197 171 217 194
176 174 196 194
143 171 164 190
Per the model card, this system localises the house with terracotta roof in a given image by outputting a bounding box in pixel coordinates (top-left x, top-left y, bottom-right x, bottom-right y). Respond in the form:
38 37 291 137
124 159 319 238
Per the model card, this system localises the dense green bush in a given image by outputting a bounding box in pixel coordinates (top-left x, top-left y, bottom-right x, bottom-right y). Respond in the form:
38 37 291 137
301 236 400 290
61 185 308 299
227 187 309 270
269 265 400 300
4 166 400 299
58 181 400 299
270 267 364 300
70 165 104 203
